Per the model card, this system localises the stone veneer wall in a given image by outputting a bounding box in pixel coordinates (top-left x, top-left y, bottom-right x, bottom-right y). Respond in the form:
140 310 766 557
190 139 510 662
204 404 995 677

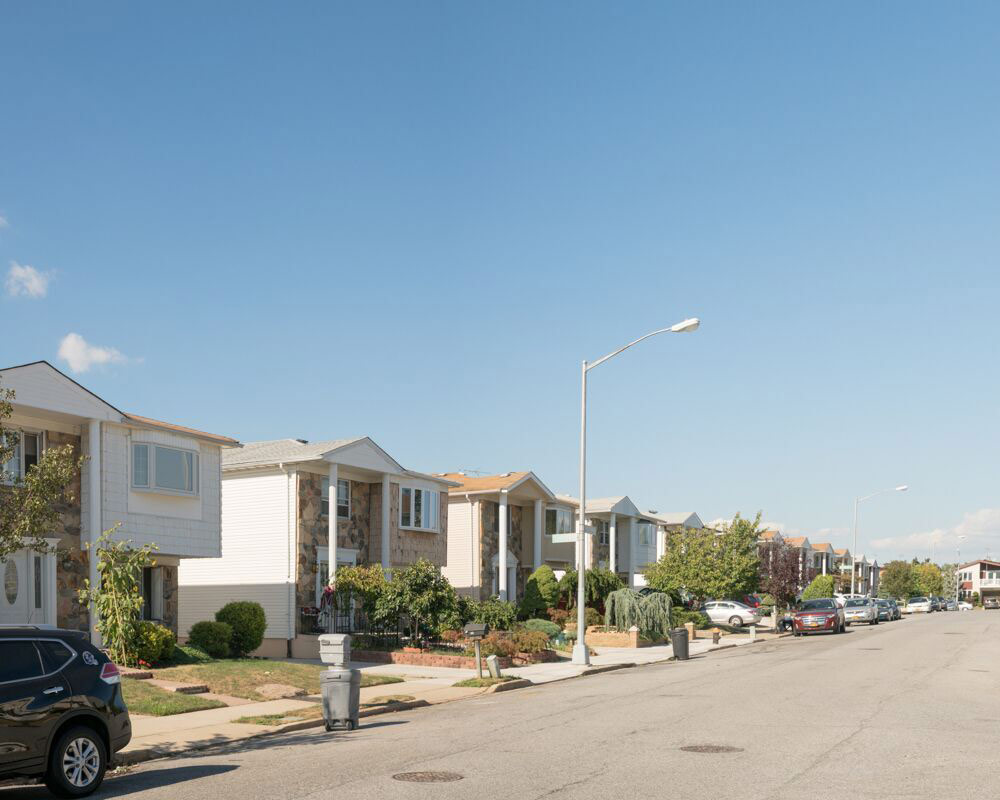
389 484 448 569
478 501 528 602
295 471 375 634
47 431 89 632
161 565 178 633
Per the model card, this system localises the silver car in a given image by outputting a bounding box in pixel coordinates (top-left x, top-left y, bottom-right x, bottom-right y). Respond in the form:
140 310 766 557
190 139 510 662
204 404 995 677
703 600 762 627
843 597 878 625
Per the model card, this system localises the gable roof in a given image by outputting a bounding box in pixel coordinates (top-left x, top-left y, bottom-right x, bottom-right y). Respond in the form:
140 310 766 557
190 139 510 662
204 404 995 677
758 529 782 541
834 548 850 556
439 471 556 500
958 559 1000 570
124 413 240 446
784 536 810 547
644 511 703 528
810 542 834 553
224 438 366 467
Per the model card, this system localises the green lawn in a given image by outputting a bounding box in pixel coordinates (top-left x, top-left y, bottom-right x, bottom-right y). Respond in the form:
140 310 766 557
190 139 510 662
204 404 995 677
122 680 226 716
152 661 403 700
453 676 517 688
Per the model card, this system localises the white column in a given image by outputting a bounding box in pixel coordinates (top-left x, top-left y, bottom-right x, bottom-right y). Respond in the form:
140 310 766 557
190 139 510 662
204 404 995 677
533 499 543 571
627 517 636 587
87 420 102 645
381 474 391 570
609 513 617 574
822 555 827 576
498 491 508 601
656 524 666 562
45 550 58 626
328 463 339 581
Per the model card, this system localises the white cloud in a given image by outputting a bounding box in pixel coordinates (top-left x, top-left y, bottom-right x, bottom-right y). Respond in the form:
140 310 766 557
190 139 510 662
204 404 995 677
871 509 1000 559
57 333 129 373
0 215 8 229
5 262 53 298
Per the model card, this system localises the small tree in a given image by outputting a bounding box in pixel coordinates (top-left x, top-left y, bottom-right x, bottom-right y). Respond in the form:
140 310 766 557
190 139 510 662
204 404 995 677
801 574 835 600
330 563 391 628
913 562 944 597
605 588 672 639
878 560 916 599
558 567 624 611
1 381 82 561
77 527 157 666
760 542 801 611
520 564 559 619
382 559 458 641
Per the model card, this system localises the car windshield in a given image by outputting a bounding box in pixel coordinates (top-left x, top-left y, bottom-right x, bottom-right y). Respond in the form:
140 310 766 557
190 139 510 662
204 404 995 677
799 599 834 610
876 600 888 606
845 599 867 607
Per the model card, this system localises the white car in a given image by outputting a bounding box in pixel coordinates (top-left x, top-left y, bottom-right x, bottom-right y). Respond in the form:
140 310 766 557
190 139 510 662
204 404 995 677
843 598 878 625
958 601 973 611
905 596 932 614
703 600 762 627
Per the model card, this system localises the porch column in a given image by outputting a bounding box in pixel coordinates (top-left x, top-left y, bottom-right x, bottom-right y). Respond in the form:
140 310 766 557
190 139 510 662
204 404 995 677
609 513 617 574
381 474 391 570
656 525 666 562
45 549 58 626
87 420 102 645
328 463 338 582
498 491 508 601
822 555 827 576
627 516 636 587
533 499 543 571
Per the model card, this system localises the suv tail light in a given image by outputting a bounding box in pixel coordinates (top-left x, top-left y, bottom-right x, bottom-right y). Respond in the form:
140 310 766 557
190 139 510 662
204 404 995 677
100 662 121 685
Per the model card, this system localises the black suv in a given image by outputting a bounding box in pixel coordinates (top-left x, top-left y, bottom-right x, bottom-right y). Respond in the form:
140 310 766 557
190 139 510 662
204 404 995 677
0 626 131 797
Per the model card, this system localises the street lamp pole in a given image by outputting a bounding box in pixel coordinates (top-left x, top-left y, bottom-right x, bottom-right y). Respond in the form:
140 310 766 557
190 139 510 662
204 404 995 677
851 485 908 596
572 317 700 666
956 535 967 603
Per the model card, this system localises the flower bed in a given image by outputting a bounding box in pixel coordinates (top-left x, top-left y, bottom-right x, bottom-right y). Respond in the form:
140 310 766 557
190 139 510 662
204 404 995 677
353 648 560 670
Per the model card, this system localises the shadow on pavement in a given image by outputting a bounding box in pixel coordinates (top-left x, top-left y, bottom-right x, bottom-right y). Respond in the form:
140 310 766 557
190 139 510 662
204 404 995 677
0 764 239 799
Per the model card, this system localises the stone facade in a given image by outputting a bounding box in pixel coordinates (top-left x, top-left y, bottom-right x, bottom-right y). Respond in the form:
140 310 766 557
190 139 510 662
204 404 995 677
389 483 448 568
161 565 178 633
478 501 529 602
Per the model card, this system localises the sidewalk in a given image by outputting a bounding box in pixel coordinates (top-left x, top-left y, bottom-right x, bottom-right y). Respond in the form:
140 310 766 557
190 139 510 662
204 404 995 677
120 631 772 764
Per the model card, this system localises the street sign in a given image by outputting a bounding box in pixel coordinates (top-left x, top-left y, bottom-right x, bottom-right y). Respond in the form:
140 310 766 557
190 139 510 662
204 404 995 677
551 533 581 544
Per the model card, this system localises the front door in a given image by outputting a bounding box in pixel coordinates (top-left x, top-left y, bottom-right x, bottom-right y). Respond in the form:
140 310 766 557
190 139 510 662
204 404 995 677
1 551 31 625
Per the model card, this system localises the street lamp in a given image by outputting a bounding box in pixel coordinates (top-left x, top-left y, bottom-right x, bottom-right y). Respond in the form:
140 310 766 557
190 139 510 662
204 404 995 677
573 317 700 665
851 485 908 595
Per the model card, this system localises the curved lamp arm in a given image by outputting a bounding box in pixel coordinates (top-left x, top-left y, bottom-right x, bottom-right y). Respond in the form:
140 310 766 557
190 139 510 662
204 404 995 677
588 318 700 371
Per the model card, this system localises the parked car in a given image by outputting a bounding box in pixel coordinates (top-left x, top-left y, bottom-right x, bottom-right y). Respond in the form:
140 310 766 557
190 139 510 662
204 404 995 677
958 601 973 611
792 598 845 636
984 597 1000 609
905 596 932 614
0 626 131 797
945 599 958 611
885 598 902 620
874 599 892 622
843 598 878 625
703 600 762 627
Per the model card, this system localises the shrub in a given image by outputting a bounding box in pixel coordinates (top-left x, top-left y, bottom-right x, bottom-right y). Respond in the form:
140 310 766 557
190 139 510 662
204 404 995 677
215 601 266 657
519 565 560 619
167 644 214 664
477 631 518 658
605 588 672 639
558 568 625 611
585 607 603 627
188 621 232 658
469 596 518 632
671 609 711 630
802 575 835 600
547 607 571 627
511 629 550 653
135 621 176 665
522 618 561 640
438 629 463 644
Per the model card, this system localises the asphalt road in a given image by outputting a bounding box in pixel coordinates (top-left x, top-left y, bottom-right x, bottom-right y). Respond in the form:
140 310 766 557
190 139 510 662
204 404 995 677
5 610 998 800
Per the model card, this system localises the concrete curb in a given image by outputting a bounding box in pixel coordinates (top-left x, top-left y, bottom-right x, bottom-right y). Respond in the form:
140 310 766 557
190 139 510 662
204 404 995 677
486 678 532 693
581 663 637 676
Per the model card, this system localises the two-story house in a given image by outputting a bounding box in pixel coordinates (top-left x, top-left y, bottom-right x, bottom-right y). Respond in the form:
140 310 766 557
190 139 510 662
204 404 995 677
0 361 238 639
179 438 456 658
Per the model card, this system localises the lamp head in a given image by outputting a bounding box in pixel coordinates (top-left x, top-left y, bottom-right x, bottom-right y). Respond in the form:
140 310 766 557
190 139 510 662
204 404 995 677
895 485 908 492
670 317 700 333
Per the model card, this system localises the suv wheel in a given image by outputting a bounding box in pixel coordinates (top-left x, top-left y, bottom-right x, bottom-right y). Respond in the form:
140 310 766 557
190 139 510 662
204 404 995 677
45 726 107 798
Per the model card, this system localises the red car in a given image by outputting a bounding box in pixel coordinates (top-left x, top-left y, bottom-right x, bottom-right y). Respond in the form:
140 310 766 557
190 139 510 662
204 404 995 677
792 598 845 636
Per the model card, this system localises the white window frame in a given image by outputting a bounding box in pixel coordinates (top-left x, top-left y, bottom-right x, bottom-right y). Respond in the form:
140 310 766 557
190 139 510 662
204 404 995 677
596 519 610 546
399 486 440 532
131 442 200 496
321 477 351 519
1 429 43 484
638 522 654 546
545 507 574 536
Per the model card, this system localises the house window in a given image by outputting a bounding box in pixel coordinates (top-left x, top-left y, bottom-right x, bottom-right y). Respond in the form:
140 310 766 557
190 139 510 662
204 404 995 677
638 522 654 546
545 507 575 536
596 520 610 546
400 487 439 531
2 430 42 483
321 478 350 519
132 443 198 494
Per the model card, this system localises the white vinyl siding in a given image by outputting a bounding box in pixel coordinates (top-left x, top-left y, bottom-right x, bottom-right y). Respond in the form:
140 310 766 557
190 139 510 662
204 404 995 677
177 469 292 639
443 499 477 595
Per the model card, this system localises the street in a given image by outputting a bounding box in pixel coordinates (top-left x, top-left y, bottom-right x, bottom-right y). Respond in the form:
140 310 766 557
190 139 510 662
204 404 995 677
5 611 996 800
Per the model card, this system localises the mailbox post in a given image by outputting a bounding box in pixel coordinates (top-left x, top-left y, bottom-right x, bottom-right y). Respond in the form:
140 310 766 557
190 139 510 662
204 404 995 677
463 622 489 679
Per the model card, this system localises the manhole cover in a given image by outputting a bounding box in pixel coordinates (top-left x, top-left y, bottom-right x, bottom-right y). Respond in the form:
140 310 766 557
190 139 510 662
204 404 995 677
679 744 743 754
392 772 464 783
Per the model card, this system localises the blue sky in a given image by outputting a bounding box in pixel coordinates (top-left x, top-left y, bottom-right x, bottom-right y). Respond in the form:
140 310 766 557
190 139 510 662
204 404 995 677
3 2 1000 564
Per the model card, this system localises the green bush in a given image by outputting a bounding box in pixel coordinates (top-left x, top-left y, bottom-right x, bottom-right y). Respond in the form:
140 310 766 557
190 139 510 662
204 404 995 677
671 609 711 630
558 568 625 611
188 621 232 658
470 596 518 631
511 629 550 653
802 575 835 600
135 621 176 665
215 601 266 657
522 618 561 640
477 631 519 658
166 644 214 664
519 565 560 619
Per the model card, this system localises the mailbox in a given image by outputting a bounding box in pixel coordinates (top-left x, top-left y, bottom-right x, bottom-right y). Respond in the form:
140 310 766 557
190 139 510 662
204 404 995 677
463 622 489 640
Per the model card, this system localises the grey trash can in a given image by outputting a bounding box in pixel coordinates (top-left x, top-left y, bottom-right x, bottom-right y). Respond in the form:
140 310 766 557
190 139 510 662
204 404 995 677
321 667 362 731
670 627 690 661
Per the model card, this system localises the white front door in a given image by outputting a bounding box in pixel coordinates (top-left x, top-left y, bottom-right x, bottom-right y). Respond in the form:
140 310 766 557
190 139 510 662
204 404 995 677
1 550 33 624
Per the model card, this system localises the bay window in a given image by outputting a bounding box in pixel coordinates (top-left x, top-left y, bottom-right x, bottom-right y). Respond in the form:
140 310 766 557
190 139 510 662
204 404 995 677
545 507 574 536
400 486 440 531
132 443 198 494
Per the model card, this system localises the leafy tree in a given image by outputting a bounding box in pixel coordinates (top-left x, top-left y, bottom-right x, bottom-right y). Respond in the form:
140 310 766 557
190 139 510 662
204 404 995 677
878 560 916 599
558 567 624 611
760 542 801 610
77 527 157 666
802 574 835 600
913 562 944 596
940 563 958 599
380 559 458 641
605 588 672 639
331 563 391 625
520 564 560 619
0 381 82 561
646 512 762 603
